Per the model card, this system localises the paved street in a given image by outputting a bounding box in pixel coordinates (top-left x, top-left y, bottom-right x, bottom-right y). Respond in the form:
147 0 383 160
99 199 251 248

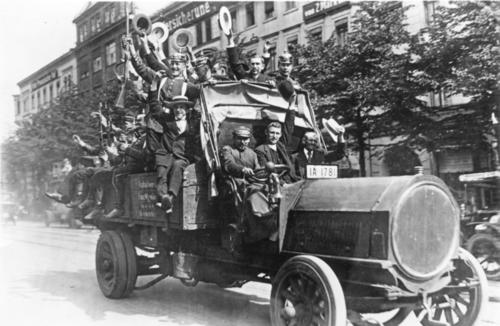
1 220 499 326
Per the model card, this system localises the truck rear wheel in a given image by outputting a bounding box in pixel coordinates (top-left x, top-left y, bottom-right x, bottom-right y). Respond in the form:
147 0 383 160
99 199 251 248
95 230 137 298
270 255 346 326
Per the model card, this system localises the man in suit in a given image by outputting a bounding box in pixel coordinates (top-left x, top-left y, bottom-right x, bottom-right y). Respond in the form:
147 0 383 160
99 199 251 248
225 30 272 83
151 95 201 211
292 131 346 179
255 95 300 184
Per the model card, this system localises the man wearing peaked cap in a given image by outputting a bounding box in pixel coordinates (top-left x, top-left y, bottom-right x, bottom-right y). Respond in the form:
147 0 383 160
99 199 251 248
273 50 302 101
221 125 260 180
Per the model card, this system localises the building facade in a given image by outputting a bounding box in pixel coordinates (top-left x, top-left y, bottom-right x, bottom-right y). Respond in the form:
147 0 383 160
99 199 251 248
153 1 353 72
73 1 127 92
14 50 76 123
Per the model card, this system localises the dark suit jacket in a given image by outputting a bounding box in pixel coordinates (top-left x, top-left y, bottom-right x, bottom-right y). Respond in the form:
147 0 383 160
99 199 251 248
255 110 300 183
148 101 201 165
291 144 346 179
227 46 272 82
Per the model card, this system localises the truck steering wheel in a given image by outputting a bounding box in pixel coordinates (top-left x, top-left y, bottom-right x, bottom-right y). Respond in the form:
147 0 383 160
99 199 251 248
247 163 290 184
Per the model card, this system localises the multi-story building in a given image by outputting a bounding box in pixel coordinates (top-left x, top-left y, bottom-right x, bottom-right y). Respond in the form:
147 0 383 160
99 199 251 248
153 1 352 72
14 50 76 123
73 1 127 92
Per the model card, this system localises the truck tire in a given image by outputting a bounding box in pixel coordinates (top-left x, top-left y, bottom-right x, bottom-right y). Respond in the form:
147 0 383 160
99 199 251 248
270 255 346 326
95 230 137 299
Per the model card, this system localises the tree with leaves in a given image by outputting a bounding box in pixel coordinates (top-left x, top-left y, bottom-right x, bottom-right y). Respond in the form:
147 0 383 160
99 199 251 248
294 2 428 176
414 1 500 169
1 79 143 202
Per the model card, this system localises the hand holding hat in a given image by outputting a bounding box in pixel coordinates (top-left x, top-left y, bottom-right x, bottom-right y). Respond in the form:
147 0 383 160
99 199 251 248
322 117 345 143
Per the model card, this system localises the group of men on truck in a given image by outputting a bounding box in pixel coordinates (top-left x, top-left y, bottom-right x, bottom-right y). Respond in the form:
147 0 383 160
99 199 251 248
45 22 346 241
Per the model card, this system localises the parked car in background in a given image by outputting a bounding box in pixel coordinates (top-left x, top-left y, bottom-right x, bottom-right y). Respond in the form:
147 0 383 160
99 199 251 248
459 170 500 280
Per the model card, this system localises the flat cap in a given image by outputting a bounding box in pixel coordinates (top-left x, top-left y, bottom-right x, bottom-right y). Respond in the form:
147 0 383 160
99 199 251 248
232 126 252 138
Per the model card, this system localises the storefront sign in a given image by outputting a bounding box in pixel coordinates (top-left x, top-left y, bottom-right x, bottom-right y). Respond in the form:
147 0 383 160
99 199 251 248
31 70 59 90
303 1 349 21
163 2 222 32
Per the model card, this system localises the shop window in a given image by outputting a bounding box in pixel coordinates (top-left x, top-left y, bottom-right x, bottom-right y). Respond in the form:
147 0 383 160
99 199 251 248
245 3 255 27
264 2 275 20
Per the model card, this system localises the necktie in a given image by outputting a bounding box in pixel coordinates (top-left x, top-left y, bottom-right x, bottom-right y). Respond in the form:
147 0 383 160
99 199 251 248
307 151 313 163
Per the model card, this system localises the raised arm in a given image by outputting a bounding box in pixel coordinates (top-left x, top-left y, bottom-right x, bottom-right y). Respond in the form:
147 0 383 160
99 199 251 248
281 94 298 147
123 36 156 84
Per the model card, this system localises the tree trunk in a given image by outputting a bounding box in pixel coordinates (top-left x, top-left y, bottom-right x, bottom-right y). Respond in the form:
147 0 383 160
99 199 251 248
356 108 366 177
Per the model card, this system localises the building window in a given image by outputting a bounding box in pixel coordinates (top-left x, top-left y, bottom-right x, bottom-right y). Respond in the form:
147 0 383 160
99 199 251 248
90 16 96 34
285 2 296 11
82 22 89 40
287 35 298 52
309 27 323 43
104 7 110 24
105 42 116 65
31 95 35 110
424 1 436 25
93 57 102 72
95 13 102 32
42 88 46 104
49 84 53 101
196 23 203 45
80 62 89 79
266 42 277 71
245 3 255 27
335 19 348 47
264 2 275 20
205 17 212 41
230 9 237 32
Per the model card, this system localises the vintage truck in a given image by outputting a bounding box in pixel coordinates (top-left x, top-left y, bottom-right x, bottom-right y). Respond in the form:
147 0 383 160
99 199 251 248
92 82 487 326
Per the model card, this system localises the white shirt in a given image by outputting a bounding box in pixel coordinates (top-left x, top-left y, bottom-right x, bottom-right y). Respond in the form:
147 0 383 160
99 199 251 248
304 148 313 162
176 120 187 134
268 144 277 151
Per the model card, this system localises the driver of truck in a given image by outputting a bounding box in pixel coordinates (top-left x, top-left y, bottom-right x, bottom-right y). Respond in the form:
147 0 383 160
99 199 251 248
221 126 277 243
221 126 260 182
255 95 301 184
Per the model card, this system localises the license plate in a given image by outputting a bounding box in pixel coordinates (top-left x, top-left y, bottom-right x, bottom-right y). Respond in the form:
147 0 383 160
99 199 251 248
306 165 338 179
